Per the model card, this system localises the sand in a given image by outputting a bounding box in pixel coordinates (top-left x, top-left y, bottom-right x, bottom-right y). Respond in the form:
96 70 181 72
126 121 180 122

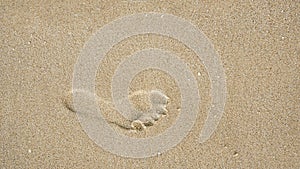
1 0 299 168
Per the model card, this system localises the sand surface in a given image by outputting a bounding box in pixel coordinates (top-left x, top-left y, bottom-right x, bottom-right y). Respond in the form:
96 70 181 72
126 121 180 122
1 1 299 168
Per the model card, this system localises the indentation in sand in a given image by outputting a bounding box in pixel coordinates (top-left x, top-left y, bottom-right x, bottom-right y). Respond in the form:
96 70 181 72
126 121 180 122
63 89 169 131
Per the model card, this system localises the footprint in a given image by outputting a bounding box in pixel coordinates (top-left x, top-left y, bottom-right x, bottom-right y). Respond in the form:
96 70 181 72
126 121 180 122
63 89 169 131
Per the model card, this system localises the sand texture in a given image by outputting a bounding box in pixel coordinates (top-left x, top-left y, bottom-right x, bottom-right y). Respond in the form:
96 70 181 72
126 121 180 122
1 1 299 168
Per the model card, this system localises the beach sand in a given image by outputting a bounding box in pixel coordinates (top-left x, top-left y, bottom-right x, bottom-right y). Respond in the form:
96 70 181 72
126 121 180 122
1 1 299 168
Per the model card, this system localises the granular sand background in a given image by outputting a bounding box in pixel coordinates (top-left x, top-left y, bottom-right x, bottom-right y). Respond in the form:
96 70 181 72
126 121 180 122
1 1 299 168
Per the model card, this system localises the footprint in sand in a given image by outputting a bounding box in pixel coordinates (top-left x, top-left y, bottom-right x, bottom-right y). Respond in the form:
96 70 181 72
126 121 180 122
63 89 169 131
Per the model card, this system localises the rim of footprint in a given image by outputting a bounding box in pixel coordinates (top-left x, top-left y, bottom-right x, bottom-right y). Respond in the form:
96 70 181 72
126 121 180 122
71 12 227 158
